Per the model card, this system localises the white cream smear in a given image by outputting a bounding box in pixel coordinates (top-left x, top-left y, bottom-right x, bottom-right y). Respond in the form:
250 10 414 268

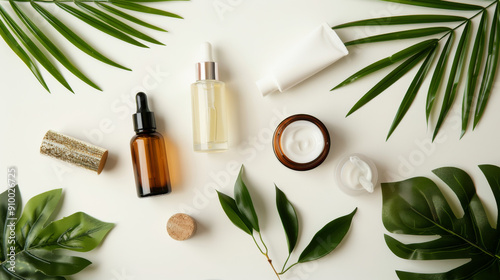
340 156 374 193
280 121 325 163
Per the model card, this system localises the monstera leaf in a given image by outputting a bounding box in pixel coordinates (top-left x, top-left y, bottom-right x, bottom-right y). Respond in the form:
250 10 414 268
333 0 500 140
0 186 114 279
0 0 187 93
382 165 500 279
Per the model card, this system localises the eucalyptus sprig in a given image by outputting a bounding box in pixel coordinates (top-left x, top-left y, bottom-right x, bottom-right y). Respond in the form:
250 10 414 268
333 0 500 140
217 166 357 279
0 0 188 93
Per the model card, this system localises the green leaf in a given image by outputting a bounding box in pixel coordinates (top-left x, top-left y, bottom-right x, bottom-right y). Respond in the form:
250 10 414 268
462 11 487 138
55 3 148 48
433 21 471 141
10 1 101 91
332 39 438 90
478 165 500 229
0 185 21 262
217 191 252 235
344 27 450 46
0 186 113 279
334 15 467 29
30 212 114 252
347 47 432 116
96 2 167 32
21 249 91 276
474 4 500 129
31 2 131 71
110 0 184 19
75 2 164 45
275 185 298 254
0 15 49 92
0 5 73 92
387 44 437 139
382 165 500 279
298 208 357 263
15 189 62 249
426 33 454 123
234 166 260 232
380 0 483 11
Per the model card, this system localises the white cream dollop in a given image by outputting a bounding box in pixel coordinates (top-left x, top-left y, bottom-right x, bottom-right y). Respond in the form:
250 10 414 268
339 156 375 193
280 120 325 163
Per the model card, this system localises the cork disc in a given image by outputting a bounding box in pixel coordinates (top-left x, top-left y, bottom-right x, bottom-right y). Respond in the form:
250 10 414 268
167 213 196 241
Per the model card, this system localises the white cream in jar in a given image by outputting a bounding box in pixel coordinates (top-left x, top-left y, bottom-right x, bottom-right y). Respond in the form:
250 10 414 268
273 114 330 171
280 121 325 163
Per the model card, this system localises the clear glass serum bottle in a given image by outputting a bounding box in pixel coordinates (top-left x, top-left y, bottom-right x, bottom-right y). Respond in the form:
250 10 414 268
191 42 228 152
130 92 172 197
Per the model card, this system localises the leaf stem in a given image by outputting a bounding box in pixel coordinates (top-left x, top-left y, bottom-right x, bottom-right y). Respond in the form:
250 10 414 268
438 0 498 41
280 253 291 274
251 234 265 255
280 262 299 275
258 231 269 255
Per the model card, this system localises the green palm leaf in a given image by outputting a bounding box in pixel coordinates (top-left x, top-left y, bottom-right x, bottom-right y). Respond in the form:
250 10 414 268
426 33 454 123
432 21 471 141
0 0 187 93
387 45 437 139
474 4 500 129
344 27 450 46
462 12 487 137
333 0 500 139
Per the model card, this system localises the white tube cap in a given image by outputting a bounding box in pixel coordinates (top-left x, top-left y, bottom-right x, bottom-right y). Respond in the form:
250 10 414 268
256 75 279 97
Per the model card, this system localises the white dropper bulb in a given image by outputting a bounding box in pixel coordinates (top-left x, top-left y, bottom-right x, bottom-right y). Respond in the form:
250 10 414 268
200 42 213 62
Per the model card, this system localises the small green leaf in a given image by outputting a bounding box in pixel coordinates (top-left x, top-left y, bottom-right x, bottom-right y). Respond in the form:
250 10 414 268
234 166 260 232
426 33 454 123
433 21 471 141
380 0 483 11
275 185 298 254
110 0 184 19
15 189 62 249
332 39 437 90
387 45 437 139
31 2 130 71
96 2 167 32
344 27 450 46
298 208 357 263
0 185 21 262
462 12 487 137
217 191 252 235
347 47 432 116
334 15 467 29
30 212 114 252
56 3 148 48
474 5 500 129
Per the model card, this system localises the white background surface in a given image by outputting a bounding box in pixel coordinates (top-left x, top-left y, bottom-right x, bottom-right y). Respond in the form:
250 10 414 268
2 0 500 279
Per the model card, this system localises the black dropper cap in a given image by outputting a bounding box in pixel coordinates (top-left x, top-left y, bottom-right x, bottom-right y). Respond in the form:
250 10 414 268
133 92 156 133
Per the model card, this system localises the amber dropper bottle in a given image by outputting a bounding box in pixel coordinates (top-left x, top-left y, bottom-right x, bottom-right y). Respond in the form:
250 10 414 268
130 92 172 198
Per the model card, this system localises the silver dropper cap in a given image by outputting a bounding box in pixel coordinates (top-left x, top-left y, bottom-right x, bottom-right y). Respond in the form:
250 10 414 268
195 42 219 81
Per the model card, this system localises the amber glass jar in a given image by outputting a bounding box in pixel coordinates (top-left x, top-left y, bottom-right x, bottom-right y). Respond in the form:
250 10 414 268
130 93 172 197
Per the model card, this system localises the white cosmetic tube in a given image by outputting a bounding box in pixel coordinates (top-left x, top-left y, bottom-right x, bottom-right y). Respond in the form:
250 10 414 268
256 23 348 97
